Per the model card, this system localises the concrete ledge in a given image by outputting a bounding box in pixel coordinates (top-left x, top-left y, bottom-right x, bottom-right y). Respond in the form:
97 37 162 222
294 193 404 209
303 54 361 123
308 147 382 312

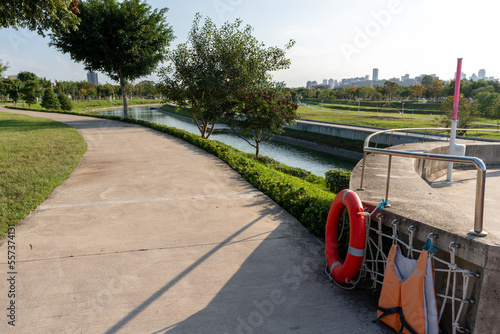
350 140 500 333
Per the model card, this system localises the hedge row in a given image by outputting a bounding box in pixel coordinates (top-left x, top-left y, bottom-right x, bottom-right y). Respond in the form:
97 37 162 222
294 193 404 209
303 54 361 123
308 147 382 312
325 169 352 194
6 106 336 238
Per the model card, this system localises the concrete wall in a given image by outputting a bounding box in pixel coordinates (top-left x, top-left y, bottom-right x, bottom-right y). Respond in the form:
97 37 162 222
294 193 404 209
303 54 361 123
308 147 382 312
288 120 446 146
414 142 500 180
350 141 500 334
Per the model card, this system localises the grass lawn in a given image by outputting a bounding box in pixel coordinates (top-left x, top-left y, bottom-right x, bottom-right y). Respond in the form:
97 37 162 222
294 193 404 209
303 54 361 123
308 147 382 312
10 98 161 113
297 105 440 128
0 111 86 238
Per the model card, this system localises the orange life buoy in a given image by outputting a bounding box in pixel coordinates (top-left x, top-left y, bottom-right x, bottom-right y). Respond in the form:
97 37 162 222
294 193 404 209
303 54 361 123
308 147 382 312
325 189 366 283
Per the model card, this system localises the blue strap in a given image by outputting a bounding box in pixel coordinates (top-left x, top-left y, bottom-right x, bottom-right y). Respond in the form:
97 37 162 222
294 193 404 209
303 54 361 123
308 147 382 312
375 199 388 211
422 239 438 253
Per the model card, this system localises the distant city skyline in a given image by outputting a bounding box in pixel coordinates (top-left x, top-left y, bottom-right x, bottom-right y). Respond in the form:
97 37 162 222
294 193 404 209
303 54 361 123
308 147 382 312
306 68 498 89
0 1 498 88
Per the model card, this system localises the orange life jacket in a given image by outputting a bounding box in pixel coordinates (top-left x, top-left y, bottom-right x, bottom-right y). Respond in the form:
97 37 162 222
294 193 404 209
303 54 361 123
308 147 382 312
376 244 439 334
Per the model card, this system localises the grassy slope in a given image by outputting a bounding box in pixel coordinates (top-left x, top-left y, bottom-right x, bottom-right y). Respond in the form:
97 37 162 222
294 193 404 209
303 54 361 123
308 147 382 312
0 112 86 238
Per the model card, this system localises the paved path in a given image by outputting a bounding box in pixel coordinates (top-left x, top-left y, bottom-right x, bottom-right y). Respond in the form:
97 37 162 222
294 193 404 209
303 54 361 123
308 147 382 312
0 108 387 333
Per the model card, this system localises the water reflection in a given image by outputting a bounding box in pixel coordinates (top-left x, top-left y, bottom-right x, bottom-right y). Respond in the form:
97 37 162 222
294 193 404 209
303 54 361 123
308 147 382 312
99 106 355 176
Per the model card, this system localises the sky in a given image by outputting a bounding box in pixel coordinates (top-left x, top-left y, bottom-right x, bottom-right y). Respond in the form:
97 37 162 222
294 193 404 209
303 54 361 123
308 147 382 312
0 0 499 88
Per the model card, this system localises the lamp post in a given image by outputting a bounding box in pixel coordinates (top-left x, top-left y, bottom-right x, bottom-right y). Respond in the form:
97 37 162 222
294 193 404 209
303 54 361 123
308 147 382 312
402 102 405 118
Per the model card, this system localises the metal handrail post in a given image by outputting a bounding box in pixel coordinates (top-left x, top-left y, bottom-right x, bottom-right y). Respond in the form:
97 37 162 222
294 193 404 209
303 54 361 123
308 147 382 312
471 168 487 236
385 155 392 205
358 152 367 191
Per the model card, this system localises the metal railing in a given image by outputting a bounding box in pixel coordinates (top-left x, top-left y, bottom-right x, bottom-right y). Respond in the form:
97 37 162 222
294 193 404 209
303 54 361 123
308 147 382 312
358 128 492 237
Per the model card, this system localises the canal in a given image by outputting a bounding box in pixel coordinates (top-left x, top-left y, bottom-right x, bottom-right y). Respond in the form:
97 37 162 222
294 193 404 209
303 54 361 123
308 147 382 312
98 106 355 176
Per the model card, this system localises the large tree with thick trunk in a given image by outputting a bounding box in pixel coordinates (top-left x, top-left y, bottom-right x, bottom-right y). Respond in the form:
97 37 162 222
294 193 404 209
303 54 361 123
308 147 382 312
50 0 174 117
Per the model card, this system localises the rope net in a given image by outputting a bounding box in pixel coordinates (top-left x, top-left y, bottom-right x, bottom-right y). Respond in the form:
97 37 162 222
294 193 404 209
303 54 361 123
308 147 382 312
326 206 479 334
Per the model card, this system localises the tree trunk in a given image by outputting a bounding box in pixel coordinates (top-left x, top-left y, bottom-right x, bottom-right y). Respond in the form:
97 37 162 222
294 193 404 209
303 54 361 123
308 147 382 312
120 75 128 118
255 140 260 157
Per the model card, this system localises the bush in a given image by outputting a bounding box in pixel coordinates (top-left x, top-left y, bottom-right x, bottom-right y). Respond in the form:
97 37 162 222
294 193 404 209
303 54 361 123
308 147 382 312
325 169 352 194
41 88 61 110
58 94 73 111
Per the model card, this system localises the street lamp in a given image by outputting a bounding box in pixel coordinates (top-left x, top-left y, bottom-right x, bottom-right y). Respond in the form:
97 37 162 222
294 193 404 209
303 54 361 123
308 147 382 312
402 102 405 118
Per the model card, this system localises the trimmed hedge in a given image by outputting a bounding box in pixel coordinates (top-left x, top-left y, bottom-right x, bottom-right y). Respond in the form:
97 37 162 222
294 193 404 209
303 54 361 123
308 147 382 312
325 169 352 194
5 106 336 238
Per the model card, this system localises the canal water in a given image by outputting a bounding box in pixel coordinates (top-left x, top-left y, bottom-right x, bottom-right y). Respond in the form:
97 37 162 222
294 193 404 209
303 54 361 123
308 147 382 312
98 106 355 176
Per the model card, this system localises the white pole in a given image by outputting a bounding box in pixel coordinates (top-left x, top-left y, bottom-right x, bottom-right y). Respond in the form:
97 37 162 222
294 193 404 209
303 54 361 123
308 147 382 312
447 119 458 181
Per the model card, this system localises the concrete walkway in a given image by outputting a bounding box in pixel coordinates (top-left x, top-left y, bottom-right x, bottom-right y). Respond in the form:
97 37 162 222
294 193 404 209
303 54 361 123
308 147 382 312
428 167 500 237
0 108 387 334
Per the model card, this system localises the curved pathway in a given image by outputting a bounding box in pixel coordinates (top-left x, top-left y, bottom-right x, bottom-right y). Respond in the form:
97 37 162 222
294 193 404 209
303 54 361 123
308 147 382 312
0 108 387 333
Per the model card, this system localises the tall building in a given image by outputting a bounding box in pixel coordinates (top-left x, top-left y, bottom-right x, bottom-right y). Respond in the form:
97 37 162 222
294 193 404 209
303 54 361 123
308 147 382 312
322 79 328 86
87 72 98 85
373 68 379 82
478 69 486 80
328 78 334 89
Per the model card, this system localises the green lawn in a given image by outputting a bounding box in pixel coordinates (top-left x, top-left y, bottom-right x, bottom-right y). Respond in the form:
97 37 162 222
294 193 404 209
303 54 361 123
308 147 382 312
0 112 86 238
297 105 439 128
9 98 160 113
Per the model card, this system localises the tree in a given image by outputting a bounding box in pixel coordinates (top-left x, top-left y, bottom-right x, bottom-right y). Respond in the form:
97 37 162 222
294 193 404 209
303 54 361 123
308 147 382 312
410 85 425 99
21 79 41 108
17 71 38 82
358 85 376 100
0 59 8 77
437 95 480 134
383 81 398 100
97 83 116 99
39 77 53 90
487 98 500 128
421 75 434 89
318 89 336 102
226 88 299 156
159 14 294 139
7 79 22 106
41 87 61 110
476 91 499 115
398 85 411 99
50 0 174 117
54 85 73 110
58 93 73 111
0 0 80 36
428 79 444 100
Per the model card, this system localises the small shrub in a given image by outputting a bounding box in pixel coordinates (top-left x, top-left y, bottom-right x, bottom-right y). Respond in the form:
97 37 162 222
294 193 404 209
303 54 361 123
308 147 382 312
40 88 61 110
325 169 352 194
58 94 73 111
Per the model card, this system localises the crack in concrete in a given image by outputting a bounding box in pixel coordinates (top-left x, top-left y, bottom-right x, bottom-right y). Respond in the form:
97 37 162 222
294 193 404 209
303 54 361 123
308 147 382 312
37 191 265 210
2 234 290 265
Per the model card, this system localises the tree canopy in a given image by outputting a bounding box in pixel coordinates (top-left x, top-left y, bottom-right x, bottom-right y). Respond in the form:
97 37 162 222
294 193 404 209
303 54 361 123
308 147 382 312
159 14 294 139
438 95 480 132
226 88 298 156
50 0 174 117
0 0 80 36
0 60 8 77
